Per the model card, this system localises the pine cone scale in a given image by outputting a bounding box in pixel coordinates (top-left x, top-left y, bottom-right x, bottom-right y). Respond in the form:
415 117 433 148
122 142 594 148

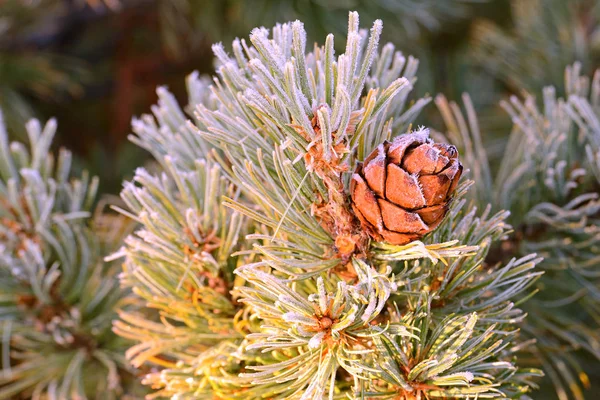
419 171 452 205
350 130 463 245
362 151 386 197
416 204 447 225
350 174 383 230
385 163 426 209
380 230 420 244
402 144 440 174
378 198 428 233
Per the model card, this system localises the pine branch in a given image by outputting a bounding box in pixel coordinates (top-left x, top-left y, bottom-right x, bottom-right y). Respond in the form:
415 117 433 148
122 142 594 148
435 63 600 399
115 12 545 400
0 112 139 399
471 0 600 95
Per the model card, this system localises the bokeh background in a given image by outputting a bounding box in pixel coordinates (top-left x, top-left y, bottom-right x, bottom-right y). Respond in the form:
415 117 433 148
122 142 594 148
1 0 599 196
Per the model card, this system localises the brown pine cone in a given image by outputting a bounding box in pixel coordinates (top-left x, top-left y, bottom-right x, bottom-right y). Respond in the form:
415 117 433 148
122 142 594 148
350 130 462 245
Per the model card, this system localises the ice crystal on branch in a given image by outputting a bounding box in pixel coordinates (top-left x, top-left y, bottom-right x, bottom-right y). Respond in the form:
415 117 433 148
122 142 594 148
115 11 544 400
193 12 433 265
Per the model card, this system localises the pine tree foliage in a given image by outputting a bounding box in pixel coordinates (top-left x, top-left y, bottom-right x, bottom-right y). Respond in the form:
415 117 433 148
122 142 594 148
472 0 600 95
116 12 545 399
435 63 600 399
0 113 138 399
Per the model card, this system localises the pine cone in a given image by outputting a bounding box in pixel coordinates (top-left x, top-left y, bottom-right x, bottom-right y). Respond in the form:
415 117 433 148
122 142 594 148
350 130 462 245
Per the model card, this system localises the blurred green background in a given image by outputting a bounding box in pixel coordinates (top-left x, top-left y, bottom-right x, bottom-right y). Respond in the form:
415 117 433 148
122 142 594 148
1 0 599 196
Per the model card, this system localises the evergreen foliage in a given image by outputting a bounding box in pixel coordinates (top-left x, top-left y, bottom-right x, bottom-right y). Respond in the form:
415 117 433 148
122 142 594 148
113 13 550 399
435 62 600 399
472 0 600 95
0 112 139 399
1 7 599 400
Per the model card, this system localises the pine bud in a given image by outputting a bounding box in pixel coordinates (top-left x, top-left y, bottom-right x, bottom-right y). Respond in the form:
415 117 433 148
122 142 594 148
350 130 462 245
